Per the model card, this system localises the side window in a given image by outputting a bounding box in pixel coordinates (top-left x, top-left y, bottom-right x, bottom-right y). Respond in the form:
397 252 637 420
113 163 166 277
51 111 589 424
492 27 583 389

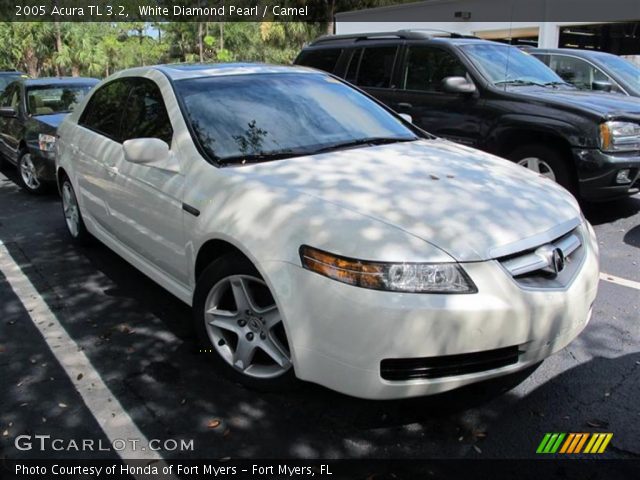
548 55 609 90
355 46 397 88
403 47 468 92
79 79 131 141
120 78 173 145
297 49 343 74
345 49 362 84
0 84 17 108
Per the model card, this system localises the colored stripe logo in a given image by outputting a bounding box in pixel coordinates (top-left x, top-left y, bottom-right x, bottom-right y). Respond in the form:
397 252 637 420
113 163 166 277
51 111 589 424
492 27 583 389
536 433 613 454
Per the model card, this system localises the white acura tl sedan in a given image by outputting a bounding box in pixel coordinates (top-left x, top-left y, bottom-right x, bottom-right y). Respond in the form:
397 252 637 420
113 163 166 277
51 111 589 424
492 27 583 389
56 64 599 399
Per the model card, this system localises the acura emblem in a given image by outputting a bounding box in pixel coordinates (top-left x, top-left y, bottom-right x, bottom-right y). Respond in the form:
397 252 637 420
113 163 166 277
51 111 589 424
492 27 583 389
552 248 565 275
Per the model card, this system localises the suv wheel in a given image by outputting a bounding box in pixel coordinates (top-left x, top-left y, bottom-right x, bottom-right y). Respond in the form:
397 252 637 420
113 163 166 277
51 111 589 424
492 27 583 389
17 152 47 194
193 253 296 391
509 145 574 193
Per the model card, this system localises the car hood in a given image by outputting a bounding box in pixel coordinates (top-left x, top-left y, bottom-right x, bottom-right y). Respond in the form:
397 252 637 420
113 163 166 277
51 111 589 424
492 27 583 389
236 139 581 262
31 113 67 130
513 87 640 119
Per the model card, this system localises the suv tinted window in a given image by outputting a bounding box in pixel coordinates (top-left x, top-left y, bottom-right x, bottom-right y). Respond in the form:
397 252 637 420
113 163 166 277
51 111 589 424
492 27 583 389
297 49 343 74
120 78 173 145
79 79 130 141
356 46 397 88
403 47 468 92
345 49 362 84
0 83 19 109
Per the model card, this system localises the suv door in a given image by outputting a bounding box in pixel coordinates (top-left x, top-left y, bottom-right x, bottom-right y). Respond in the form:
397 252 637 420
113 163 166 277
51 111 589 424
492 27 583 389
346 45 400 108
394 45 483 147
111 77 187 284
75 78 131 234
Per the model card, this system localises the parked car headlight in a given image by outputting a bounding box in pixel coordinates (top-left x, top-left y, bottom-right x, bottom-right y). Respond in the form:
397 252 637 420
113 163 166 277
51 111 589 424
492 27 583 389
599 121 640 152
38 133 57 152
300 245 477 293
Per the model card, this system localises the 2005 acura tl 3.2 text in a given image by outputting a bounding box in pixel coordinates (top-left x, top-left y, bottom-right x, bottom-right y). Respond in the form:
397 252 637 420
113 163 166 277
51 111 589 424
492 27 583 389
55 63 599 399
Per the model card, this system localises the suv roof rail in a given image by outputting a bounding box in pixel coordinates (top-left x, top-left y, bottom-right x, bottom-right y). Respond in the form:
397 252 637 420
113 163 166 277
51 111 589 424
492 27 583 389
309 29 476 46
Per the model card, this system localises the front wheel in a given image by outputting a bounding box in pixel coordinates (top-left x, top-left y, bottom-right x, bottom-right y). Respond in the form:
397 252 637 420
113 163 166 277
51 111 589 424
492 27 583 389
509 145 575 194
193 253 296 391
17 152 47 194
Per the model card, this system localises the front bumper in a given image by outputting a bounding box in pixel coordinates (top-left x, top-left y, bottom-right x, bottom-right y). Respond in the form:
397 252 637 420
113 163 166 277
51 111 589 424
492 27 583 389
27 144 56 183
574 148 640 201
263 224 599 400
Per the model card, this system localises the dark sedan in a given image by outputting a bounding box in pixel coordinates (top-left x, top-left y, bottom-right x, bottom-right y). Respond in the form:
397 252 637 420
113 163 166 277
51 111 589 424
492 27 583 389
531 48 640 97
0 77 98 193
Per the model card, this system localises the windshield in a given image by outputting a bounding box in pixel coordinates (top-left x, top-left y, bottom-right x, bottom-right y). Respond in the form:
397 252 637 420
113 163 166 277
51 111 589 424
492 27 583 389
597 54 640 90
26 84 94 115
462 44 564 86
174 73 418 165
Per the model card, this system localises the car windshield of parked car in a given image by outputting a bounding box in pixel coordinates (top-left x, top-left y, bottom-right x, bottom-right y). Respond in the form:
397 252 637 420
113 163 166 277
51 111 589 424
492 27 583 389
26 84 93 116
174 72 419 165
597 54 640 90
462 44 565 87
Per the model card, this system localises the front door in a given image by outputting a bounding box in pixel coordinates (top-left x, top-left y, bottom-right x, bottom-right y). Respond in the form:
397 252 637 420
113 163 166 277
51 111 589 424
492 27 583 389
394 46 484 148
110 77 187 285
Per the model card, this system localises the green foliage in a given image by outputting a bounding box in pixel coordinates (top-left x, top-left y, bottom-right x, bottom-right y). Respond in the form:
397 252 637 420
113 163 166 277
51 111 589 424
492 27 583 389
0 2 426 76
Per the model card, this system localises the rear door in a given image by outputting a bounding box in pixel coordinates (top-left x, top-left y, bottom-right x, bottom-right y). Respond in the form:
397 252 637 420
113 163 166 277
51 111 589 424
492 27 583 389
394 45 484 147
74 78 131 235
345 45 400 108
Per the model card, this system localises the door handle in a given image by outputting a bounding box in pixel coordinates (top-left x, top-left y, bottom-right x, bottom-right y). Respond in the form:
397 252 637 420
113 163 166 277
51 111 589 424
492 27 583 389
105 166 118 177
396 102 413 110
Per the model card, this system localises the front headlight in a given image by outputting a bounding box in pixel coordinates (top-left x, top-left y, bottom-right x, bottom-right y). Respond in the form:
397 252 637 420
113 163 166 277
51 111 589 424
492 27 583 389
300 245 477 294
599 121 640 152
38 133 56 152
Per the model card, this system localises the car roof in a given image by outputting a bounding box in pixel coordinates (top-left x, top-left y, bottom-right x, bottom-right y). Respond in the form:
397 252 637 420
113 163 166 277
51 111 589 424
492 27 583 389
22 77 99 87
153 63 316 81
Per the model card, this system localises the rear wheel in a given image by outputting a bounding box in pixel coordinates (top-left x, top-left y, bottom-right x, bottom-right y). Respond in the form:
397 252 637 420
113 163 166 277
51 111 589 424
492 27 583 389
60 176 92 245
509 144 575 194
193 253 296 391
17 152 47 194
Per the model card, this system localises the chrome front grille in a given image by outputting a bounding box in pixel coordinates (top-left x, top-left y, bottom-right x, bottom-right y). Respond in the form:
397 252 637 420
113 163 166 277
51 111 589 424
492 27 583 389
499 226 585 289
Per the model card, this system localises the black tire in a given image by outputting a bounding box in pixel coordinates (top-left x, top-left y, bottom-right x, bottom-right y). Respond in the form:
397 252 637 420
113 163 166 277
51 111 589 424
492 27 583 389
193 252 297 392
16 151 48 194
60 175 92 245
508 144 576 194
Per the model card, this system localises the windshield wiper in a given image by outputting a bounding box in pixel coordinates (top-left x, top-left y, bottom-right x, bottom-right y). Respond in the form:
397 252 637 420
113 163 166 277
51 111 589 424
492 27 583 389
495 79 547 87
310 137 416 155
220 150 307 165
544 81 573 88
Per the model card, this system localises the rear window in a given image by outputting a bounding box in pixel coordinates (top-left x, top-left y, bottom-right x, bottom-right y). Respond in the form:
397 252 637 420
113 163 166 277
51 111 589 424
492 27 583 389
297 49 343 74
353 46 397 88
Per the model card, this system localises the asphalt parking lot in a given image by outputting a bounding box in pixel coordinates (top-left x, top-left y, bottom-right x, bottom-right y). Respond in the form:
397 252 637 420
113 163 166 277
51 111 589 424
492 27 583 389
0 163 638 462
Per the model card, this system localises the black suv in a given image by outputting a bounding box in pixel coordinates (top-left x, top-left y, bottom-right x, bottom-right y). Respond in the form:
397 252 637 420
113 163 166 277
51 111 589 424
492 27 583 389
295 31 640 201
0 77 98 193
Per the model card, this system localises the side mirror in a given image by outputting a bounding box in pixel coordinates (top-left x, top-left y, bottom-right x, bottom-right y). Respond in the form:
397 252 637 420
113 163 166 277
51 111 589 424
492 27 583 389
592 80 613 92
123 138 179 173
0 106 17 118
442 76 477 94
399 113 413 123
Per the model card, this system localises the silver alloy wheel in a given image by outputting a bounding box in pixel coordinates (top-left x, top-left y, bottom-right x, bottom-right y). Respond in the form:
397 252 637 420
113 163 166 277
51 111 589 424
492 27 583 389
517 156 557 182
19 154 40 190
204 274 291 379
61 181 80 238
